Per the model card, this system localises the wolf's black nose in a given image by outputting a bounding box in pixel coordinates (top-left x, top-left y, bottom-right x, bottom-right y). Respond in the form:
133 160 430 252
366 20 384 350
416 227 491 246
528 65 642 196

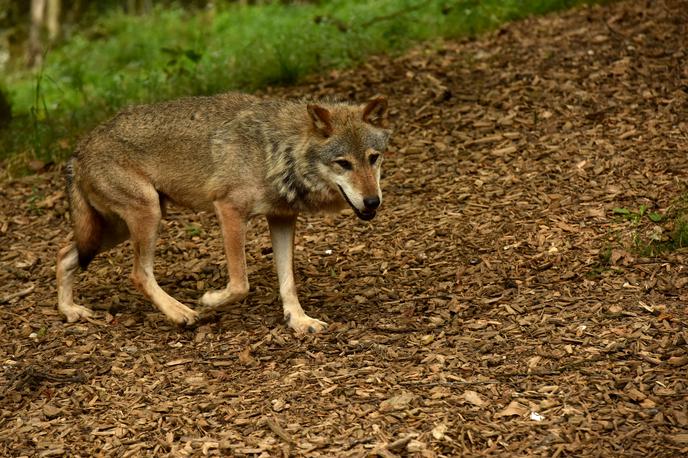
363 196 380 210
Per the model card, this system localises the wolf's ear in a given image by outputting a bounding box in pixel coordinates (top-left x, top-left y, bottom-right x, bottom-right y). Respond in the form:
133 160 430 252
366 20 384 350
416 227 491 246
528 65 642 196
307 104 333 137
362 95 388 128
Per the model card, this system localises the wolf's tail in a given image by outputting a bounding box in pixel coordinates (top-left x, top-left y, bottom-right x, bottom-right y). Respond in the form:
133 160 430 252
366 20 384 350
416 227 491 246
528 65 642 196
66 159 104 270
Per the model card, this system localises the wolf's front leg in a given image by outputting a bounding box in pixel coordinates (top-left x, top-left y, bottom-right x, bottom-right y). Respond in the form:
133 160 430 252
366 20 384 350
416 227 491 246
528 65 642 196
267 215 327 333
201 201 250 308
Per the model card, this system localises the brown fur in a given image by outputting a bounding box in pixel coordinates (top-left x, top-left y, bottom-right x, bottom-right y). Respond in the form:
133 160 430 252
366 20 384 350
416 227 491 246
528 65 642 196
56 92 391 331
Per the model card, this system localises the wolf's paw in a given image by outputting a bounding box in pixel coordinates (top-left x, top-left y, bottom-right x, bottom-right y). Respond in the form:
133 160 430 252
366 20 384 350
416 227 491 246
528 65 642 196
164 301 200 326
59 303 94 323
200 287 248 308
285 312 328 334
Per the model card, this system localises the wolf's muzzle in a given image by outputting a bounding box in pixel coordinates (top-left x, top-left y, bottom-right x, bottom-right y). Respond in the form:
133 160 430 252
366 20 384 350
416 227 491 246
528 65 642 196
356 209 377 221
338 186 378 221
363 196 380 211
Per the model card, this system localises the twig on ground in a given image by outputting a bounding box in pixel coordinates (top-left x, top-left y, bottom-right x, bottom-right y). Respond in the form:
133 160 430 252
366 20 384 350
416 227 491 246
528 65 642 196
0 284 36 304
24 366 86 384
400 379 502 387
383 294 453 305
0 309 32 324
266 417 295 446
2 365 86 397
387 435 416 452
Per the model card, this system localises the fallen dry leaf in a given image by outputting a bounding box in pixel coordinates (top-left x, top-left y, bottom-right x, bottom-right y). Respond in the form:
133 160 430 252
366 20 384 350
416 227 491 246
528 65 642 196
238 346 257 366
380 392 415 412
495 401 529 419
667 356 688 367
431 423 448 440
463 390 486 407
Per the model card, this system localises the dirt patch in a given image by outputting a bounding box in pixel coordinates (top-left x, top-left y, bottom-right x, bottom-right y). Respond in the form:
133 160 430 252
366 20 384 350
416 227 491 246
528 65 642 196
2 0 687 456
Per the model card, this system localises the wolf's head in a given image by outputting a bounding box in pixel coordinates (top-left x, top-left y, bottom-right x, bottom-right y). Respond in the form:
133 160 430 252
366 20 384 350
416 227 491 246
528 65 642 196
305 96 391 221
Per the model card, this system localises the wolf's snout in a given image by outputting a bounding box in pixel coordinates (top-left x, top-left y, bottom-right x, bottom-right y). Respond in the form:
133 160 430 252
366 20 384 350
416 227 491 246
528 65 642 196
363 196 380 211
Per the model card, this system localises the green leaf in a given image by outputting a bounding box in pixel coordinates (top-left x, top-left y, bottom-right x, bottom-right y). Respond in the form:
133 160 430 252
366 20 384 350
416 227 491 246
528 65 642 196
648 212 663 223
185 50 202 63
185 224 201 236
613 207 630 216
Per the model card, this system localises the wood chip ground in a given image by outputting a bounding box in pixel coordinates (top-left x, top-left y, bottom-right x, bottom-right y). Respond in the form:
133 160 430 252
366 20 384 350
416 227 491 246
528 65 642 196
1 1 687 456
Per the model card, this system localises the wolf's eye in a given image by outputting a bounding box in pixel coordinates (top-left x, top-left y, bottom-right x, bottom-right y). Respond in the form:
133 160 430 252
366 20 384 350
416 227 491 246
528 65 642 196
334 159 352 170
369 153 380 165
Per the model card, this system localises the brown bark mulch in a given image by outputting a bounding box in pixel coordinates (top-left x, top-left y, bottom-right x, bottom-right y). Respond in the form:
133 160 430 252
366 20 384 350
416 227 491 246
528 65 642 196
1 0 687 456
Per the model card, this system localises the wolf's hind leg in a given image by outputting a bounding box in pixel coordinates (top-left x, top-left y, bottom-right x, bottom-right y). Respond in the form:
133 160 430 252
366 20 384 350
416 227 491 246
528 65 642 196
57 212 130 322
200 201 250 308
125 202 199 326
57 244 94 322
268 215 327 333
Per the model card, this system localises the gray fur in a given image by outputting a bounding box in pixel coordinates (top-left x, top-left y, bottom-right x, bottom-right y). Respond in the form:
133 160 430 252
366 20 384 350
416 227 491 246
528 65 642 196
56 91 391 329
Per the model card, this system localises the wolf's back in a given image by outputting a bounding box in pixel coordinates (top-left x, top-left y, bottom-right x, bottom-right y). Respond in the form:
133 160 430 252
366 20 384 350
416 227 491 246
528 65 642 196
84 92 259 156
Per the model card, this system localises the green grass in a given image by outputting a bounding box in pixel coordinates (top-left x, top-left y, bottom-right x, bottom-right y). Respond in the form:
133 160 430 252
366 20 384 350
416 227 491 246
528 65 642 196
610 194 688 257
588 197 688 275
1 0 598 173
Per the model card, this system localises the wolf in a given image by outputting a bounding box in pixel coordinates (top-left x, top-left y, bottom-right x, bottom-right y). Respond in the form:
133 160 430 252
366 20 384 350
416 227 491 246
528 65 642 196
56 93 391 333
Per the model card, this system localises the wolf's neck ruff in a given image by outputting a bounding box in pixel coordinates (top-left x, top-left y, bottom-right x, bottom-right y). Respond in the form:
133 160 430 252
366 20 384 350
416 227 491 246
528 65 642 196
262 111 342 213
266 142 316 208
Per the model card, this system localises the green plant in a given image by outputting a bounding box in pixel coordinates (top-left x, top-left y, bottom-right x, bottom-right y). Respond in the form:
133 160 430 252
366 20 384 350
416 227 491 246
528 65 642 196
0 0 603 170
185 224 202 237
26 186 45 215
612 205 663 225
667 193 688 251
611 195 688 256
0 85 11 130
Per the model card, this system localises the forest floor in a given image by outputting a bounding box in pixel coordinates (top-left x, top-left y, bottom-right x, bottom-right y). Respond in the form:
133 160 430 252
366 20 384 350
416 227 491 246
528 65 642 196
1 0 687 456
